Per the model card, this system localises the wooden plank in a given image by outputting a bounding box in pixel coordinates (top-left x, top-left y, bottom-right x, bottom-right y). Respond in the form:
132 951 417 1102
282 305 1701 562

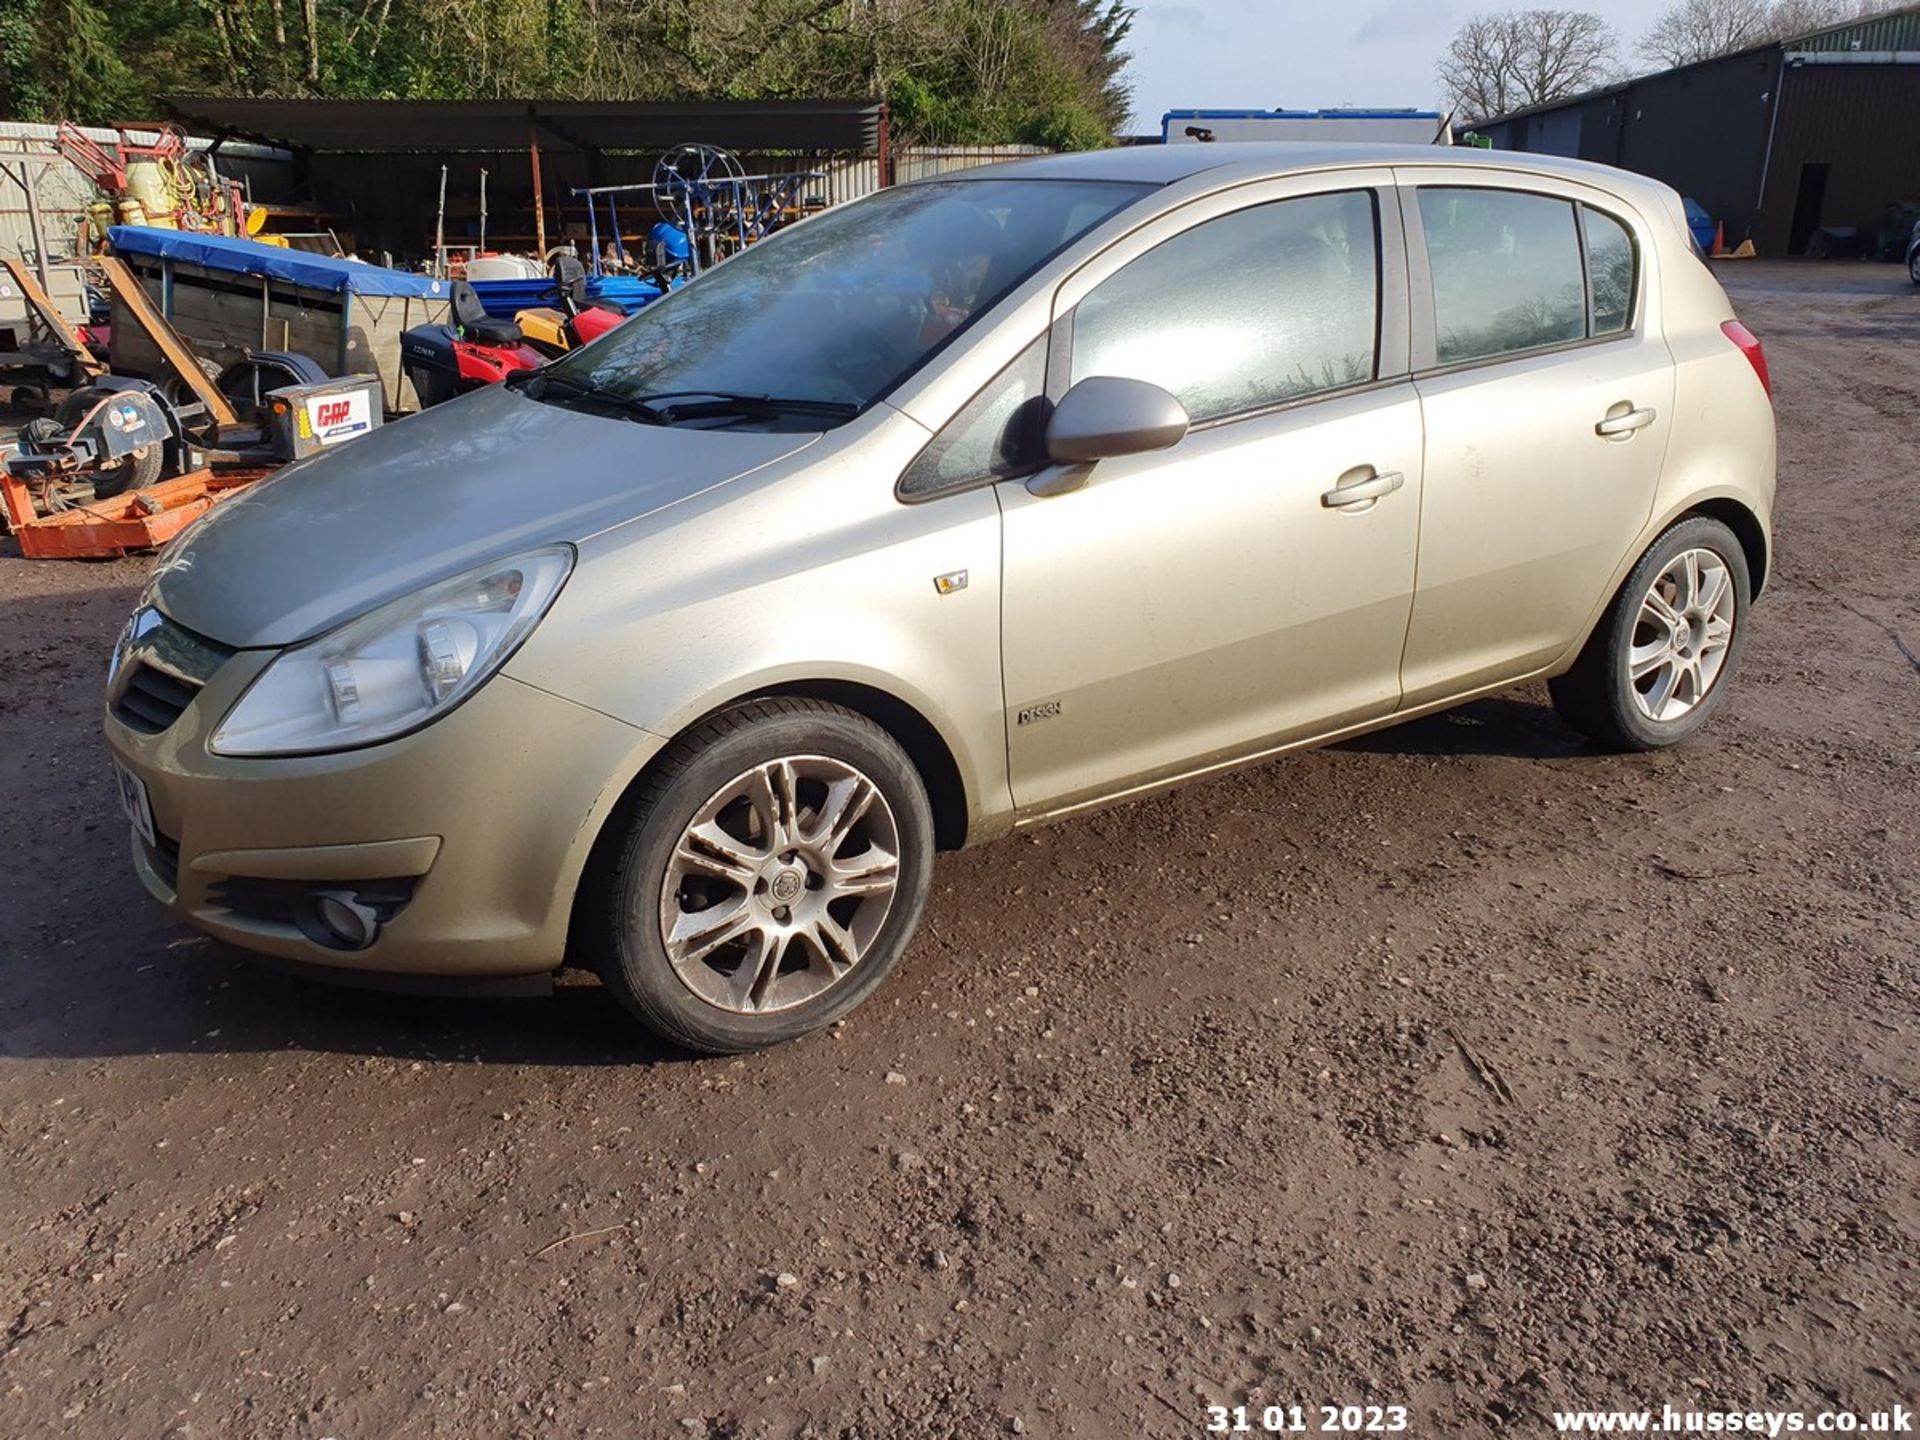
97 256 240 428
0 256 103 378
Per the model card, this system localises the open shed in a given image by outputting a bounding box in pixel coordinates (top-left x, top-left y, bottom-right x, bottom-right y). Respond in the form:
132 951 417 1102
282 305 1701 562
161 97 891 264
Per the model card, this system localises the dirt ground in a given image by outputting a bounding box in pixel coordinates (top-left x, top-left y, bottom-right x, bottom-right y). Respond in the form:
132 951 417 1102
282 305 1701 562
2 262 1915 1440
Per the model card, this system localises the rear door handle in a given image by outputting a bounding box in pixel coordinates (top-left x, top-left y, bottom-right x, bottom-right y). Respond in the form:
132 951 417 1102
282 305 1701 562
1595 405 1657 439
1321 468 1404 509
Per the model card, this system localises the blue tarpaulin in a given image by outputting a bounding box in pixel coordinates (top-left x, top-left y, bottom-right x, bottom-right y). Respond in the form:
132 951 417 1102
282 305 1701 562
468 274 664 319
108 227 450 300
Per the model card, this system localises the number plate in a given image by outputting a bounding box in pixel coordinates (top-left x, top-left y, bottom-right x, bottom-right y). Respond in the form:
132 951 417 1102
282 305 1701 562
113 759 156 847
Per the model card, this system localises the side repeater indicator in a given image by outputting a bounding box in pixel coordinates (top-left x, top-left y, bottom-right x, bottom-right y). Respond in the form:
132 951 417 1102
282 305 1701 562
933 570 969 596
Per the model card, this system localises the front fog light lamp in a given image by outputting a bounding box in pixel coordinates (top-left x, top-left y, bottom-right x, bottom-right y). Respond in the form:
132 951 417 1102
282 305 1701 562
210 545 573 756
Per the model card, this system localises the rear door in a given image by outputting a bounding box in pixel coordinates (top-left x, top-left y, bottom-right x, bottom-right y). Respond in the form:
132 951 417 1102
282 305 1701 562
1396 168 1674 705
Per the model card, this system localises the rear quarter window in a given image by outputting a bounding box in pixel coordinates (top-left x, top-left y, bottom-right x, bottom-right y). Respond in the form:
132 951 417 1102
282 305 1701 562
1581 204 1637 336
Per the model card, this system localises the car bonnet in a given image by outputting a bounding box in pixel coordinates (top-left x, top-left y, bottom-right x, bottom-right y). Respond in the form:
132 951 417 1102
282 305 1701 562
145 383 816 649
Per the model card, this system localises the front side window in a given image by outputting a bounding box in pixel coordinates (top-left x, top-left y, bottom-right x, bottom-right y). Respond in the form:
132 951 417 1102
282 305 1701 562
1070 190 1381 424
1420 188 1586 364
535 179 1150 426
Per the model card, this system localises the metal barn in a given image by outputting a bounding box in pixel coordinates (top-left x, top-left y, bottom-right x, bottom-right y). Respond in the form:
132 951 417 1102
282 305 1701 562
1472 6 1920 257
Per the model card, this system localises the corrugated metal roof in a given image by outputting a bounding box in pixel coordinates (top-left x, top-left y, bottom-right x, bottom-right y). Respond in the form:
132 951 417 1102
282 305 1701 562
1782 4 1920 51
0 119 286 160
161 97 886 155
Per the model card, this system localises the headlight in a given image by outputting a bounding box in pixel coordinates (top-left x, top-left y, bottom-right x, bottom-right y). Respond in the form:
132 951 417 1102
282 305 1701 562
209 545 573 756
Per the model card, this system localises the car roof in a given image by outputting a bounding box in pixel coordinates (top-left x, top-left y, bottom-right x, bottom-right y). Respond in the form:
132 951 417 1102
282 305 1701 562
938 141 1658 198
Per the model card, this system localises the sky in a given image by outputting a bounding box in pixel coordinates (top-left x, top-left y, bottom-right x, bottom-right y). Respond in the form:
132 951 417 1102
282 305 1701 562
1119 0 1671 132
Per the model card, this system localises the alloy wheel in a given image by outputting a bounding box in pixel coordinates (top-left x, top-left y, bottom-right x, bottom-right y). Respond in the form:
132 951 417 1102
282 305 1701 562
658 755 901 1013
1628 547 1736 722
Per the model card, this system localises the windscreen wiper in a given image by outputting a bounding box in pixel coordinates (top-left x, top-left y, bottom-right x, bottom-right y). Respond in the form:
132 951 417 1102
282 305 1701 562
627 391 860 422
510 371 667 424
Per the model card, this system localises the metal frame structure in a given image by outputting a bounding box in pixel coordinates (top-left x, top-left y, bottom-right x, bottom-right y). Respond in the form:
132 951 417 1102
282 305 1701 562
573 158 825 277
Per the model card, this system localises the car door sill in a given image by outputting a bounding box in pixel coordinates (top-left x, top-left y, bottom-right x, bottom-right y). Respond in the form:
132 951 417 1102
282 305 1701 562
1009 664 1559 830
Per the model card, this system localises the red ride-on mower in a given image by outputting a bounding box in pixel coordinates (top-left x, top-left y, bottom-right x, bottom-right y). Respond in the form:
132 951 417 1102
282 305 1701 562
400 281 544 409
513 255 628 358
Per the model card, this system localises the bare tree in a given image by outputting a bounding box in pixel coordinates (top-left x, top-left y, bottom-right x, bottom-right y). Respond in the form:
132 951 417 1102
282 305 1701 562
1763 0 1855 35
1640 0 1773 65
1640 0 1899 67
1438 10 1620 122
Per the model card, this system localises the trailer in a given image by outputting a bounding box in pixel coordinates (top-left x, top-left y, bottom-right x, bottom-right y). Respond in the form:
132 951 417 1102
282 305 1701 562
104 226 452 413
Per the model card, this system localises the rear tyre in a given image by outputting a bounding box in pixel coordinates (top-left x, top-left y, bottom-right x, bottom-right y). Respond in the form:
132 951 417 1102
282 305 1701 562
1549 516 1752 751
586 699 935 1054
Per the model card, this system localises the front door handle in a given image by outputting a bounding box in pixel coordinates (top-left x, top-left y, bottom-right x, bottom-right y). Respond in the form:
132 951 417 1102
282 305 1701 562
1595 404 1657 439
1321 468 1404 510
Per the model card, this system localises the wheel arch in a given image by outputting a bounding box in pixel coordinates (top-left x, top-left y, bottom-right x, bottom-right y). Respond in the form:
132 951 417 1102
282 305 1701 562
738 679 972 853
1551 490 1772 678
564 679 975 969
1683 496 1769 598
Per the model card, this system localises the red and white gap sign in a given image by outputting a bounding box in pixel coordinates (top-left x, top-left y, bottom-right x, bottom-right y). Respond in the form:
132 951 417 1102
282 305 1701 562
304 389 373 446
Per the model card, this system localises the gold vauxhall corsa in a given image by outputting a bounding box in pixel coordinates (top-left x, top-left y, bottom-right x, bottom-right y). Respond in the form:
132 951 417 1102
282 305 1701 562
104 144 1777 1053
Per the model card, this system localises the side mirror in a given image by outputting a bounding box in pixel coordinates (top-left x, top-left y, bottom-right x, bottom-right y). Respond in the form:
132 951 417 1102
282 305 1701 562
1044 376 1190 464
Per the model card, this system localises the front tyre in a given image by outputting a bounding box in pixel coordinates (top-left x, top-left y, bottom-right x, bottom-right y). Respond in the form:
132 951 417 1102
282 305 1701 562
1550 516 1752 751
588 698 935 1054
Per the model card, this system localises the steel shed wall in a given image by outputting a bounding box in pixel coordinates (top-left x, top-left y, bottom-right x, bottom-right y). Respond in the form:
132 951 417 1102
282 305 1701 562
1756 60 1920 255
1476 7 1920 253
1478 55 1778 242
1610 51 1780 244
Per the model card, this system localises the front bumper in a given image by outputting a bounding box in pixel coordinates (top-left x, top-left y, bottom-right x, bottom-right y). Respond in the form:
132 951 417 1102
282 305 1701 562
105 646 663 979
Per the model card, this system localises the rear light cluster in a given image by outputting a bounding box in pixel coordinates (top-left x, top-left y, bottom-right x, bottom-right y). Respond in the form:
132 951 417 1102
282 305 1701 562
1721 319 1772 400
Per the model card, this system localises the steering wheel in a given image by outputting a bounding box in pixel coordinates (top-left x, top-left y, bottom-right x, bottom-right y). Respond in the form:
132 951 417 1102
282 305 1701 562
823 315 921 391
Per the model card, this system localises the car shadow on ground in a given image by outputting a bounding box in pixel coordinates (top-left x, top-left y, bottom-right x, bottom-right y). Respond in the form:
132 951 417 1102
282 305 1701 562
4 923 693 1067
1333 693 1596 761
2 593 1589 1067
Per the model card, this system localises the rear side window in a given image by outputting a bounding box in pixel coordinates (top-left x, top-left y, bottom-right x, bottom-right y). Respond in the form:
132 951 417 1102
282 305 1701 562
1581 205 1636 336
1070 190 1380 424
1419 188 1585 363
1418 188 1641 364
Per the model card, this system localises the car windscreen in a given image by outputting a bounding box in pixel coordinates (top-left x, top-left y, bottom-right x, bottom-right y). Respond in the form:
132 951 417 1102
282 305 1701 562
534 178 1153 424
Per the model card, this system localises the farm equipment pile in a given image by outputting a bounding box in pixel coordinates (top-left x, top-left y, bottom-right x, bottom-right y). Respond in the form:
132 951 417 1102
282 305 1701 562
57 122 247 244
2 357 382 560
2 133 847 555
3 246 384 559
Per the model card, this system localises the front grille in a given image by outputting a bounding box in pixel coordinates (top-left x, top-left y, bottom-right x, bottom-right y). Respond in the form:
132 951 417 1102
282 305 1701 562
113 663 200 734
109 611 233 736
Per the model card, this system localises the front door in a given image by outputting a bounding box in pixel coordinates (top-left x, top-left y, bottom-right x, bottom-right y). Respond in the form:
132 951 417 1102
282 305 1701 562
997 176 1422 817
